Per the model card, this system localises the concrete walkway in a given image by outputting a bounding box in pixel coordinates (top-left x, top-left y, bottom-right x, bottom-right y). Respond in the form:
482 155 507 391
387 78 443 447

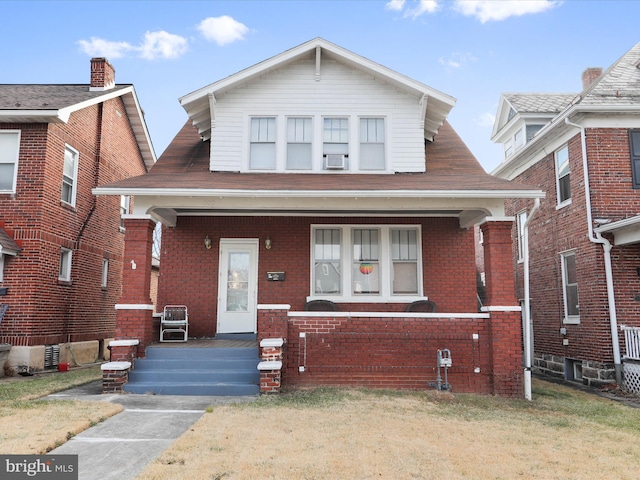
47 381 256 480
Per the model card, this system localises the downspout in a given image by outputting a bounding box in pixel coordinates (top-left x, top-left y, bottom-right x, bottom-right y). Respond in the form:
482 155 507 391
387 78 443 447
565 118 622 384
522 197 540 401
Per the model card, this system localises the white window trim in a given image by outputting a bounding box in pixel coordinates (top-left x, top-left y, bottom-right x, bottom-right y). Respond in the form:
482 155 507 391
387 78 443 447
243 114 392 174
59 248 73 282
0 254 4 282
62 144 80 207
560 250 579 325
309 224 424 303
555 145 571 209
0 130 21 194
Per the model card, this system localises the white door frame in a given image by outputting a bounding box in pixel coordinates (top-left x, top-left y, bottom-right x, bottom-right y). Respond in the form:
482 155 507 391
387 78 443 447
217 239 259 334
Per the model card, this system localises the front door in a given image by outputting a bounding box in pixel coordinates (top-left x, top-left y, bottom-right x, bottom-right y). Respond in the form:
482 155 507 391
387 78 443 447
217 239 258 334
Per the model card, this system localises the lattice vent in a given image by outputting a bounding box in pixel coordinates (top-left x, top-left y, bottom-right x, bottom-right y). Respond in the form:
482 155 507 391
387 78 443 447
623 361 640 394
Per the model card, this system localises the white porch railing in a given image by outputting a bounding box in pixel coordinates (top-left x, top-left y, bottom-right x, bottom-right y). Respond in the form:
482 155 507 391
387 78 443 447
621 325 640 360
621 325 640 394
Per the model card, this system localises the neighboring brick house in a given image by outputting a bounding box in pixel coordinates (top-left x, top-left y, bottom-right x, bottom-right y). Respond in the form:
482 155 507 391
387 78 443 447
0 58 155 373
96 38 543 396
491 41 640 390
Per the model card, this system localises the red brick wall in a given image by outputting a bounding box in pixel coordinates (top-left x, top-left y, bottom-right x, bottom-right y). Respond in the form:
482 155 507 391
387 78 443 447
157 216 479 338
256 308 524 396
505 128 640 366
0 97 147 346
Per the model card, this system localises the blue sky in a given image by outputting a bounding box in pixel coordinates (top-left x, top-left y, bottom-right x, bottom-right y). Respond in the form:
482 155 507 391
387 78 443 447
2 0 639 172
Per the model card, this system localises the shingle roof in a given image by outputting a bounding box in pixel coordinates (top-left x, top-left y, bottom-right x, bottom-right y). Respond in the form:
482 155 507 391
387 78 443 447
504 93 576 115
0 84 131 110
101 120 536 194
579 41 640 106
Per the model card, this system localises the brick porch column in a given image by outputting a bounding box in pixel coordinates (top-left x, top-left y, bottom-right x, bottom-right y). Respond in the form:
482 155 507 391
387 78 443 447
480 219 523 397
115 217 156 357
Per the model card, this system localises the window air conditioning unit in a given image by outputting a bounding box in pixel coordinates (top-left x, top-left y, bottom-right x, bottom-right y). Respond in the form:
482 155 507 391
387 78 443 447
325 154 346 169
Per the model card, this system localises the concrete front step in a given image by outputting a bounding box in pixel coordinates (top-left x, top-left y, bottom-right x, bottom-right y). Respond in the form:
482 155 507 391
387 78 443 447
123 346 261 396
128 369 260 383
123 382 260 396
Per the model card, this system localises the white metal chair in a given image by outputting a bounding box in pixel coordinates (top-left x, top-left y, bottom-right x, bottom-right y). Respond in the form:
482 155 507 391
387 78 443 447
160 305 188 342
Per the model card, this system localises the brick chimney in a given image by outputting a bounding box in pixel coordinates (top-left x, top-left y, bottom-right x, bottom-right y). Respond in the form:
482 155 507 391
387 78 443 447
90 58 116 91
581 67 602 90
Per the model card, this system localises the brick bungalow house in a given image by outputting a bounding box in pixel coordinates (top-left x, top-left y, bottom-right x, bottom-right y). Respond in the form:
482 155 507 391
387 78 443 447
0 58 155 373
96 38 543 397
491 41 640 391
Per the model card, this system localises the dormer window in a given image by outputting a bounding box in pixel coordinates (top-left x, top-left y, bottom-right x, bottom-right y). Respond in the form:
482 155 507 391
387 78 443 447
360 118 385 170
323 117 349 170
249 117 276 170
286 117 312 170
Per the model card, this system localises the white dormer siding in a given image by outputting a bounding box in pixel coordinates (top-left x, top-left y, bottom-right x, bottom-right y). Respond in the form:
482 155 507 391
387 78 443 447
210 57 425 173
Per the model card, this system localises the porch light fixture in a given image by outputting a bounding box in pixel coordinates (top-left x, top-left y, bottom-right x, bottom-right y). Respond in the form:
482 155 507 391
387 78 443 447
265 237 272 250
204 235 212 250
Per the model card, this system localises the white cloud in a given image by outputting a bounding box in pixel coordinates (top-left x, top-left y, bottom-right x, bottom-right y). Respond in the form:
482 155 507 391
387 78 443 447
438 52 477 70
78 31 188 60
385 0 406 11
77 38 134 59
477 111 496 128
139 31 188 60
197 15 249 46
405 0 440 17
453 0 560 23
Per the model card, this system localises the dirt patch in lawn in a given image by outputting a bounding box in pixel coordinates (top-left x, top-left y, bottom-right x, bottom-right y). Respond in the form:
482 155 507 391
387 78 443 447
138 382 640 480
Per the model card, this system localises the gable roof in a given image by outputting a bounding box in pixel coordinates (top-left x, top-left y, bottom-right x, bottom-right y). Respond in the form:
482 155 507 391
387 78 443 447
493 41 640 178
0 84 156 169
179 37 456 142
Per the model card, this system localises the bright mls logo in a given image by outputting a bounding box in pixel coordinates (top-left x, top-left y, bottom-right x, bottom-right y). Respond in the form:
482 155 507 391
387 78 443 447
1 455 78 479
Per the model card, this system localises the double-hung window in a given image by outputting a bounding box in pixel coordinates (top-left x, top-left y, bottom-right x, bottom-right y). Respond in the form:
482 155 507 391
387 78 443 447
555 145 571 205
61 145 79 206
561 251 579 324
391 229 419 294
630 130 640 189
0 130 20 193
313 228 342 294
352 229 380 294
360 118 385 170
323 118 348 169
312 225 422 300
287 117 312 170
59 248 73 282
249 117 276 170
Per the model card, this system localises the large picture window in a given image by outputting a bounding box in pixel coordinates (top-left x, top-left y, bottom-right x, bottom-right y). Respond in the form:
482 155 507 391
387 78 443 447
0 131 20 193
312 225 422 300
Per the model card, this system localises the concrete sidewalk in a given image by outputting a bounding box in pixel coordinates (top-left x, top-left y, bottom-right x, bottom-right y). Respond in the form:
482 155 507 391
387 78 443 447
47 381 256 480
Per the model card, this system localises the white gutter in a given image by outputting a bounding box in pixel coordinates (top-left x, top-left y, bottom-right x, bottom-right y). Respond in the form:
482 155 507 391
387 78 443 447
565 118 622 384
522 197 540 401
93 187 545 199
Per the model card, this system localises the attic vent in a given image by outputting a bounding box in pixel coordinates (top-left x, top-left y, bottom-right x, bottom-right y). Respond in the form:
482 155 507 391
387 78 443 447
325 154 346 169
44 344 60 369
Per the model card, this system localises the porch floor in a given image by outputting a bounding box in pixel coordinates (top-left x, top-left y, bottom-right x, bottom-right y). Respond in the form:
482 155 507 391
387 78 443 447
148 338 258 349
